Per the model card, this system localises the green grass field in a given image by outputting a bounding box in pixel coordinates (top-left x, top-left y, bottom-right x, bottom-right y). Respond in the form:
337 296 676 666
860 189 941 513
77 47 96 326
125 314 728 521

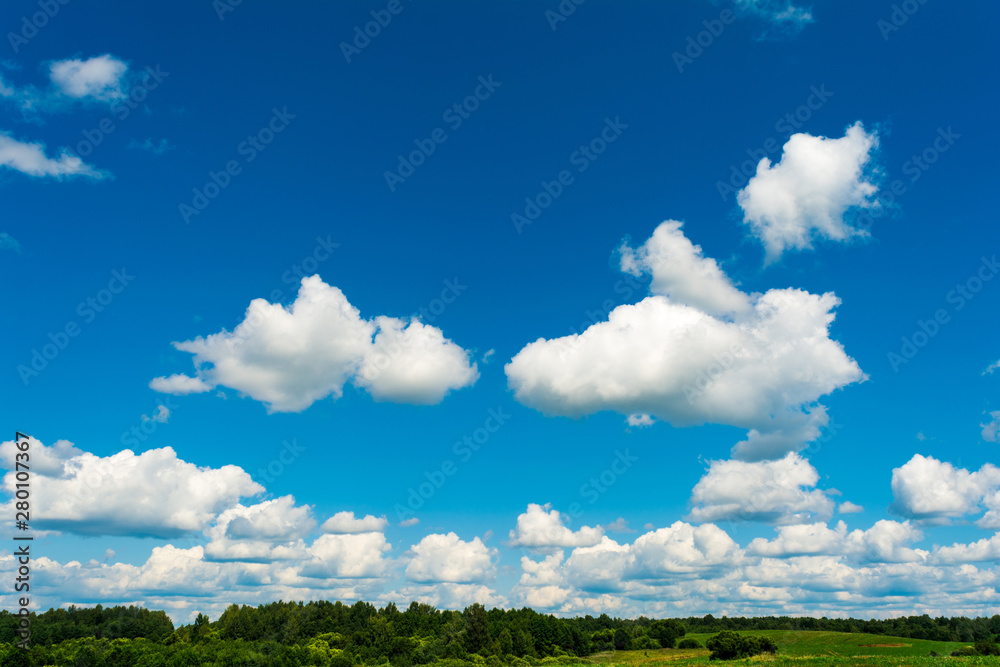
586 630 1000 667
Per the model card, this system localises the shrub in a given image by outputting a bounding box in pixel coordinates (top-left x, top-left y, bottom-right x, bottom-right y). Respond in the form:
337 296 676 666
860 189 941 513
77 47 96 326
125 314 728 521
975 641 1000 656
706 631 777 661
951 646 978 657
677 638 702 649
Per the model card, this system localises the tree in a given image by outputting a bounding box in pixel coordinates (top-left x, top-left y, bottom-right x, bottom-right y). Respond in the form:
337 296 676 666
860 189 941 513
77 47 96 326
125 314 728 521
706 631 777 661
498 628 514 656
649 619 685 649
613 628 631 651
464 604 489 654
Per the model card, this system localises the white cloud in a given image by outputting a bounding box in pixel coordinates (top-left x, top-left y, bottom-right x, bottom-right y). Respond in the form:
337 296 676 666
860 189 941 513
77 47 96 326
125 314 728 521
628 522 743 576
981 411 1000 443
165 276 478 412
507 503 604 549
0 132 106 179
399 582 506 609
142 405 170 424
889 454 1000 526
405 533 496 583
605 518 635 533
506 223 863 461
748 522 846 557
738 122 880 262
688 453 835 524
626 413 655 428
320 511 389 534
618 220 751 317
149 373 213 395
0 441 262 538
399 517 420 527
839 501 864 514
204 497 314 563
299 532 392 578
984 360 1000 375
932 533 1000 564
49 55 127 100
0 437 82 477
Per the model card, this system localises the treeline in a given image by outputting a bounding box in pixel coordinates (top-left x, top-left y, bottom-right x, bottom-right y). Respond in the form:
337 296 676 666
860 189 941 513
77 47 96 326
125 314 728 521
0 601 998 667
681 613 1000 643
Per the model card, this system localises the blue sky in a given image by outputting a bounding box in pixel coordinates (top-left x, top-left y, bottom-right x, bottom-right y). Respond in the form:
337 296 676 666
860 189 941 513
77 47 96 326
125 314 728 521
2 0 999 623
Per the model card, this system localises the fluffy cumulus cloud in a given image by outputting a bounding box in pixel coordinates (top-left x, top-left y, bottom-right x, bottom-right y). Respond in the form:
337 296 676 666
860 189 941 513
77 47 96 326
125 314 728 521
618 220 751 318
507 503 604 549
321 511 389 534
158 276 478 412
0 440 262 538
889 454 1000 527
0 132 106 179
747 520 926 563
405 533 496 583
738 122 880 262
49 54 128 100
688 453 836 524
506 222 864 461
204 497 315 562
299 532 392 579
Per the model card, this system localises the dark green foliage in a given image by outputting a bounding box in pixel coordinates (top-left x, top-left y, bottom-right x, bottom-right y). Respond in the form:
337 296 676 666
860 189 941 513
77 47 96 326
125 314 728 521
648 619 686 648
975 640 1000 655
706 630 778 660
677 638 702 649
3 601 998 667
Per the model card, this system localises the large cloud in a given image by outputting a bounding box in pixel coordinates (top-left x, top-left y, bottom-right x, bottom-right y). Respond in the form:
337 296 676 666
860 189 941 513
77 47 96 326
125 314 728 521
889 454 1000 527
506 223 863 460
688 453 836 524
405 533 496 583
507 503 604 549
159 276 478 412
738 122 880 262
0 440 262 538
204 497 314 562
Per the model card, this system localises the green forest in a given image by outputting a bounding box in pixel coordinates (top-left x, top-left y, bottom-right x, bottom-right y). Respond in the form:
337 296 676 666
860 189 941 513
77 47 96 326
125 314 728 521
1 601 999 667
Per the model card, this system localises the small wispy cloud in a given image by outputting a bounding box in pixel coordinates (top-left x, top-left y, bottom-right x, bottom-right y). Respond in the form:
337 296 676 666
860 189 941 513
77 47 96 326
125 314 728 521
128 137 174 155
0 232 21 253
